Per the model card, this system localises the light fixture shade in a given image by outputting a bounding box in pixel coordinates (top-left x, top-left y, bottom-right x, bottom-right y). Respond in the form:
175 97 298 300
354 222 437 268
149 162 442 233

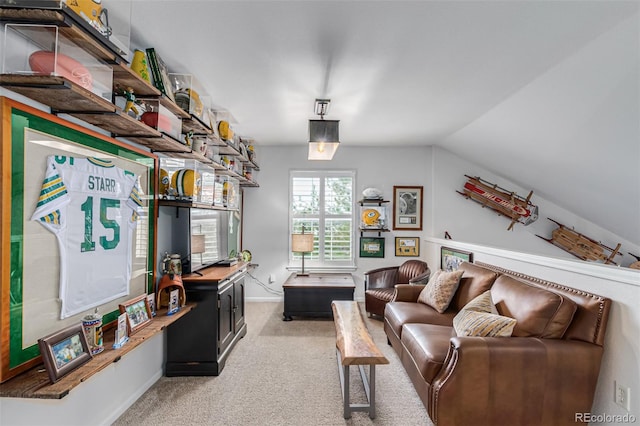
308 119 339 160
291 233 314 253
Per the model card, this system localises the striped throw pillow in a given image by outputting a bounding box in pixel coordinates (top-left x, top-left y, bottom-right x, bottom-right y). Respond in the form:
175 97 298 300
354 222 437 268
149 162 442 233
453 291 517 337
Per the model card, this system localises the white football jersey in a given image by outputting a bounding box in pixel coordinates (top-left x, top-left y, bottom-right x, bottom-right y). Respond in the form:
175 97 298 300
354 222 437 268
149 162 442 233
31 156 143 319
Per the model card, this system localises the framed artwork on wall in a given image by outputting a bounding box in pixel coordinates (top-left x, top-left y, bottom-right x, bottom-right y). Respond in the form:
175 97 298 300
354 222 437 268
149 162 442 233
0 97 157 383
395 237 420 257
393 186 423 230
360 237 385 258
441 247 474 271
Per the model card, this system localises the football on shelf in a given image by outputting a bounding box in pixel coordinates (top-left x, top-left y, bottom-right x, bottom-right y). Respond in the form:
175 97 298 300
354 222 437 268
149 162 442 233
29 50 93 90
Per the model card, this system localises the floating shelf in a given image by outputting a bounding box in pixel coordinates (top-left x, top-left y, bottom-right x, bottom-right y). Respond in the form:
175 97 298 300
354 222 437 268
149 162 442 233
0 305 195 400
0 75 116 113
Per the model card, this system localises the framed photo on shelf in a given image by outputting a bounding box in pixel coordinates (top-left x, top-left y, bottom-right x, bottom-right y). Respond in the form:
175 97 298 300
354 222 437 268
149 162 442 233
119 294 153 335
147 293 157 317
360 237 385 258
167 289 180 316
393 186 423 230
37 324 93 383
395 237 420 257
441 247 474 271
113 313 129 349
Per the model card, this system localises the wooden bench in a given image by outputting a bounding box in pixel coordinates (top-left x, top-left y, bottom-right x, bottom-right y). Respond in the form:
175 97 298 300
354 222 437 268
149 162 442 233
331 300 389 419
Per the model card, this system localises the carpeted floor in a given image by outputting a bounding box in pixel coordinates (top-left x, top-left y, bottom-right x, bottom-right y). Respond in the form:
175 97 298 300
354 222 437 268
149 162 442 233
113 302 433 426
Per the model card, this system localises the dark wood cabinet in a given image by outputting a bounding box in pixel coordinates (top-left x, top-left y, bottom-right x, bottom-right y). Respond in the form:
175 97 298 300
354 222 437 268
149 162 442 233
165 265 247 376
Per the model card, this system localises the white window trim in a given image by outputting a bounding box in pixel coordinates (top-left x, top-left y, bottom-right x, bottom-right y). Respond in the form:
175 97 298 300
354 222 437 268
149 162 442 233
289 169 356 271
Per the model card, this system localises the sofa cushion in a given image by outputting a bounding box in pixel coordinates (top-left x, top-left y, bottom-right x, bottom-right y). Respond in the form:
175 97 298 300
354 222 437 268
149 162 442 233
491 275 577 338
401 323 454 384
417 269 464 313
384 301 456 340
450 262 499 311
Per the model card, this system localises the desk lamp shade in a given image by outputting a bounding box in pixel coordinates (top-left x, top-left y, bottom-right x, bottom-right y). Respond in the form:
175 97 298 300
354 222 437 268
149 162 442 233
291 233 314 275
308 119 339 160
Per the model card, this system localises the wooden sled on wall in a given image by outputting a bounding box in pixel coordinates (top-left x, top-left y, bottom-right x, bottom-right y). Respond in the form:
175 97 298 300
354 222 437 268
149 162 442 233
536 218 622 265
456 175 539 231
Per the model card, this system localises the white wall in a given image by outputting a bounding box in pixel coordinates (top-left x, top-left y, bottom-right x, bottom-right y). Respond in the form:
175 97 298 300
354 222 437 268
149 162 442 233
0 333 164 426
242 144 432 301
430 146 640 267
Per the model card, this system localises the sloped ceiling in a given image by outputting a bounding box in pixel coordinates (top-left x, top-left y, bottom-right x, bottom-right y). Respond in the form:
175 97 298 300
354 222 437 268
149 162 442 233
125 1 639 245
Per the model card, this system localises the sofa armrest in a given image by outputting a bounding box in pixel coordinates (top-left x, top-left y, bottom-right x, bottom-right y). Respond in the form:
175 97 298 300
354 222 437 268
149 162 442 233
393 284 425 302
408 269 431 285
430 337 604 426
364 267 399 290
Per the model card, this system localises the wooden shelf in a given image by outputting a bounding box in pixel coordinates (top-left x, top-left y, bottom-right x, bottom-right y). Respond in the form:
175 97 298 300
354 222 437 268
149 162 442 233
158 200 229 211
121 133 191 155
358 199 389 205
0 304 195 400
112 63 162 98
181 114 213 135
68 109 161 137
0 75 116 113
0 5 259 188
0 5 126 64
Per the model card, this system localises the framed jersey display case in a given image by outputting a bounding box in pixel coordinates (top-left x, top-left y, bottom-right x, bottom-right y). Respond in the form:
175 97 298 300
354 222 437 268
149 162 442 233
0 97 157 382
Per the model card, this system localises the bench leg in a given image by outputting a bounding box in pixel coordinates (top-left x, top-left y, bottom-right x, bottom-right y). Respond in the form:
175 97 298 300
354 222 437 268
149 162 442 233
336 348 378 419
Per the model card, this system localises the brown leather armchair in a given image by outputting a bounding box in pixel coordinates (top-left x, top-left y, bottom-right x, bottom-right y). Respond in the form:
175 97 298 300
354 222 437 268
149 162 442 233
364 259 430 317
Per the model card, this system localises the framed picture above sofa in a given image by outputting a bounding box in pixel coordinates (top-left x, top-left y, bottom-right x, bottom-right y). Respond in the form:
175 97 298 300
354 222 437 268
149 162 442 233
441 247 473 271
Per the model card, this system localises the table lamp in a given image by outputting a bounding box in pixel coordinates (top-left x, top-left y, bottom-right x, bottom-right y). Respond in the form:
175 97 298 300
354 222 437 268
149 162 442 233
291 227 314 276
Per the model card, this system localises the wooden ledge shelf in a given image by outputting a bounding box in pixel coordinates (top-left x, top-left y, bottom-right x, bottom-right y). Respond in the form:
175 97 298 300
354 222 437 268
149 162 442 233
0 304 195 400
0 75 116 113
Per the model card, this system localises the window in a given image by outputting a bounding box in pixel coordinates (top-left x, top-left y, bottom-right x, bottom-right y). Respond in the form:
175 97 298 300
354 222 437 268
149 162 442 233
290 170 355 269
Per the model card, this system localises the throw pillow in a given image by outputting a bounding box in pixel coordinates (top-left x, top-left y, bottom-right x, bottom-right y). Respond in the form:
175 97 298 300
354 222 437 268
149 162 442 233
452 290 517 337
417 269 464 313
461 290 499 314
453 309 517 337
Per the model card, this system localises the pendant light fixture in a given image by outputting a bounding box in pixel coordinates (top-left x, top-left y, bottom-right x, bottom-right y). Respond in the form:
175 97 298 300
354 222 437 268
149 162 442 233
308 98 339 160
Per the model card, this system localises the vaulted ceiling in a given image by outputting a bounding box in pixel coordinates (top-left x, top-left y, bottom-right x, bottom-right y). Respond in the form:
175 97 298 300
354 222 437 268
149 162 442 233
121 1 639 246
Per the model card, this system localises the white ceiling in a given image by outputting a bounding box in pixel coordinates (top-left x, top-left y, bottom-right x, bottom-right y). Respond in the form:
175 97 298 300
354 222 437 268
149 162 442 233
123 1 639 246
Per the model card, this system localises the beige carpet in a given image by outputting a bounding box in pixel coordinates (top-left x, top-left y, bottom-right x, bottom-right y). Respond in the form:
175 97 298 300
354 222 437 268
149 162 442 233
113 302 433 426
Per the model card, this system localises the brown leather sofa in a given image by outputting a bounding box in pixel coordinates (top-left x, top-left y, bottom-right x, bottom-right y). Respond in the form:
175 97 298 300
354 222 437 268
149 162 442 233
384 261 611 426
364 259 430 317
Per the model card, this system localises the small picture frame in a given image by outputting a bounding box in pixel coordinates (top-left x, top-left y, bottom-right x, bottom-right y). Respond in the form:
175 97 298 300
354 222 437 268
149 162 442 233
167 289 180 315
113 313 129 349
393 186 424 230
119 294 153 335
395 237 420 257
37 323 93 383
441 246 474 271
360 237 385 258
147 293 157 317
